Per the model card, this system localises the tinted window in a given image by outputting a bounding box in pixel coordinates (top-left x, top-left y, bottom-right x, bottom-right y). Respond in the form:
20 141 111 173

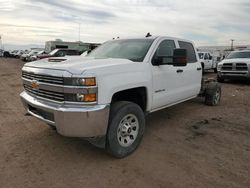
204 53 209 60
198 53 204 59
88 39 154 62
153 40 176 64
226 51 250 59
66 50 79 55
178 41 197 63
56 50 66 57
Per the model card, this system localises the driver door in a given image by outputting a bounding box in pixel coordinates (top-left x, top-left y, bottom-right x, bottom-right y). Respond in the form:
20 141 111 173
151 39 191 110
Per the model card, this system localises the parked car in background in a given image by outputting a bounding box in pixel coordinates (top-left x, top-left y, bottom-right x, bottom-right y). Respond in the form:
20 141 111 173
37 49 81 60
9 50 18 58
28 50 46 62
20 51 31 61
198 52 217 72
21 49 45 62
217 50 250 82
3 51 11 57
14 50 24 58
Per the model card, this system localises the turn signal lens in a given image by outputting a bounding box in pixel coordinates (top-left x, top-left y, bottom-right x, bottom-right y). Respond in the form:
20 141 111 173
84 93 96 102
85 78 96 86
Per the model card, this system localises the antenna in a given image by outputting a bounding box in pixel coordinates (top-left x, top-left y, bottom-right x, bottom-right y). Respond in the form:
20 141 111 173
78 23 81 41
145 32 152 37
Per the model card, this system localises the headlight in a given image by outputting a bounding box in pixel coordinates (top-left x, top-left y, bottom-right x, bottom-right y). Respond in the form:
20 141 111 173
217 63 223 71
64 77 96 86
64 77 97 103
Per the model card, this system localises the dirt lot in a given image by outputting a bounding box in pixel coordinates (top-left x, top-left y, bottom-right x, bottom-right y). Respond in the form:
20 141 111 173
0 58 250 188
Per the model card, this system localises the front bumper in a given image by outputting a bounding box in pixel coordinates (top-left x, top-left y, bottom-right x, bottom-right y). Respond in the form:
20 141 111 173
218 70 250 80
20 91 110 137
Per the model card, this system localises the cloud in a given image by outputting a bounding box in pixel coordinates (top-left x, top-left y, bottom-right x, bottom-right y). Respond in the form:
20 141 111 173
0 0 249 47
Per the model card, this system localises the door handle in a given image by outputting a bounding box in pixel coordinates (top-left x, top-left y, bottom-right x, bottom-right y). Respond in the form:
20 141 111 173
197 67 202 71
176 69 183 73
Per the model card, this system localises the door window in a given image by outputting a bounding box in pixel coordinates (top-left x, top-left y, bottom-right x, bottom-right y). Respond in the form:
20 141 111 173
178 41 197 63
204 53 209 60
152 40 176 65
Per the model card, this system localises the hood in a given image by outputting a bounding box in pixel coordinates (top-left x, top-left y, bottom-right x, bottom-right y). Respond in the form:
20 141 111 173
24 56 135 75
219 58 250 65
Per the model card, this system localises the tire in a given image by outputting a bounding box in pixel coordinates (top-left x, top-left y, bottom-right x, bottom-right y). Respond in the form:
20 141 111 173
201 63 205 74
106 101 145 158
214 68 217 73
205 82 221 106
47 123 56 130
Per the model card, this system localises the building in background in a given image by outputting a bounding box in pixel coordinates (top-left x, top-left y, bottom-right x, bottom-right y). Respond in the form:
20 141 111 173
45 39 100 53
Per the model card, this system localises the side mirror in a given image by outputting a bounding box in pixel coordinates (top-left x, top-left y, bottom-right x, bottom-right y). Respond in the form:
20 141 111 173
153 48 187 66
172 48 187 66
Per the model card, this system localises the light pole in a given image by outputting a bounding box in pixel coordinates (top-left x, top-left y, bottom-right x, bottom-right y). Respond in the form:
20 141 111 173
78 23 81 42
231 39 235 51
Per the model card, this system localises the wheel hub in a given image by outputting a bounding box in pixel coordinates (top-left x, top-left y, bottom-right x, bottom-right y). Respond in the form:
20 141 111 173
121 123 132 136
117 114 139 147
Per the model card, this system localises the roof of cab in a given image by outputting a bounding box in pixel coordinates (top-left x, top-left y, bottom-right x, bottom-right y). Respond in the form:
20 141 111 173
111 35 194 43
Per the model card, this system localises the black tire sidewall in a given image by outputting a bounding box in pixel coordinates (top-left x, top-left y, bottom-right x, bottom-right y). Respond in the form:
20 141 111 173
106 102 145 158
205 83 221 106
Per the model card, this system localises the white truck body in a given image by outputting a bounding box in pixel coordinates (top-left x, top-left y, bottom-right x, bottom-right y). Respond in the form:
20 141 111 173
217 50 250 81
198 52 216 71
20 36 220 157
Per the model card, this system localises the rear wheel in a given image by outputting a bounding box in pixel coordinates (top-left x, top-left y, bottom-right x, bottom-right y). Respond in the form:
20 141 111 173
214 68 217 73
106 101 145 158
205 82 221 106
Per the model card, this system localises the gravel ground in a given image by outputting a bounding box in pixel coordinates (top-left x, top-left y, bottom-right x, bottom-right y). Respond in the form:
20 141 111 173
0 58 250 188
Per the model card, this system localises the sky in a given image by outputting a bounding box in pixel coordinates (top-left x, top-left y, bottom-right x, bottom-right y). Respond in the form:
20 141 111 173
0 0 250 48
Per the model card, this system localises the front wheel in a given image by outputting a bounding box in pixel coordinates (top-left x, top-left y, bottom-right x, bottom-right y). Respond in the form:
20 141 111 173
106 101 145 158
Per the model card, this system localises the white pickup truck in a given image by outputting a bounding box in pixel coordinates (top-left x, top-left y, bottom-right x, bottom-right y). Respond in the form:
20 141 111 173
198 52 217 73
20 36 221 158
217 50 250 82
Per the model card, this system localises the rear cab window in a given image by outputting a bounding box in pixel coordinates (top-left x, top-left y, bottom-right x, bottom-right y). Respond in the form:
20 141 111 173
198 53 204 59
178 41 197 63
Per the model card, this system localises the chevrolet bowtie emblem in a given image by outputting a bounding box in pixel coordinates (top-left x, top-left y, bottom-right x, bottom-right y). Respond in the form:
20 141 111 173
31 80 39 90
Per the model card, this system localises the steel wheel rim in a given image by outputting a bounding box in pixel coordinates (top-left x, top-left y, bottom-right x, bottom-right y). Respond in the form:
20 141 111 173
214 89 220 104
117 114 139 147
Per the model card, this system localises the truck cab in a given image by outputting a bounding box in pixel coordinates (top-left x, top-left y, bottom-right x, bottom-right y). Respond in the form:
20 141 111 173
198 52 217 72
20 36 221 158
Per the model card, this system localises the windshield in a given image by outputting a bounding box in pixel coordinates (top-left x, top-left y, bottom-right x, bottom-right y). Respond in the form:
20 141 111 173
226 51 250 59
28 50 37 55
49 49 59 55
37 50 44 55
198 53 204 59
88 39 154 62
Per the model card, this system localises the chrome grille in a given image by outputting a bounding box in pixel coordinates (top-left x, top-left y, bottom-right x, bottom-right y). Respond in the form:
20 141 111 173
22 71 64 85
222 63 232 70
24 84 64 102
236 63 248 71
